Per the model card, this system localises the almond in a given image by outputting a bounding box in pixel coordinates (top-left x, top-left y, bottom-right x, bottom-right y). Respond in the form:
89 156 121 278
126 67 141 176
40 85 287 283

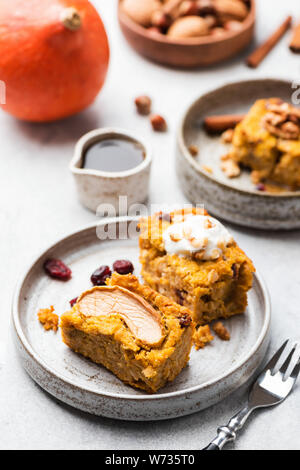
167 16 210 38
122 0 162 27
213 0 248 22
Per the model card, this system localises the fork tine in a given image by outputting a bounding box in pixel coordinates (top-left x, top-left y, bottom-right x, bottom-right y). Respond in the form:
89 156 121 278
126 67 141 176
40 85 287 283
291 360 300 381
264 340 289 373
279 343 298 376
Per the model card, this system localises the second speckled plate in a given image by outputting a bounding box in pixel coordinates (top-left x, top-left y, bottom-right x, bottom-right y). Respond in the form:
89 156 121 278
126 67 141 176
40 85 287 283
176 79 300 230
12 218 271 421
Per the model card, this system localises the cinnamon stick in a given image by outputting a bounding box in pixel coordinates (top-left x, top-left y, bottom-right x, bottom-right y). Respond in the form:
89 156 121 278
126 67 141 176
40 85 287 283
204 114 245 134
290 22 300 52
246 16 292 68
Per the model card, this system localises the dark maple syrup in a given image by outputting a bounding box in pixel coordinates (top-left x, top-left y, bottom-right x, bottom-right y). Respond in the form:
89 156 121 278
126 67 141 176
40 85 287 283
82 137 145 173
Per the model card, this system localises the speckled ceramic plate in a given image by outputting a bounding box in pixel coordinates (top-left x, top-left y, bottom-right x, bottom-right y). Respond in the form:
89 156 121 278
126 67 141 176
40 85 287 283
12 218 271 421
176 78 300 230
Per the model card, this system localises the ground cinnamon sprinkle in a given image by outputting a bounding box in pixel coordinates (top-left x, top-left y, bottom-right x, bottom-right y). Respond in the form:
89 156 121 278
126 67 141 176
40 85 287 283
38 305 59 332
213 321 230 341
193 325 214 350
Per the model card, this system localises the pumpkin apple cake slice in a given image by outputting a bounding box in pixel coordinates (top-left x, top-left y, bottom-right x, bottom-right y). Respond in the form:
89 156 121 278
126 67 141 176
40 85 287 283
60 273 193 393
139 208 255 325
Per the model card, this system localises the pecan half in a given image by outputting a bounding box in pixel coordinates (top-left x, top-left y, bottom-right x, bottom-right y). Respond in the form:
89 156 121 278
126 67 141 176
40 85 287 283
262 101 300 140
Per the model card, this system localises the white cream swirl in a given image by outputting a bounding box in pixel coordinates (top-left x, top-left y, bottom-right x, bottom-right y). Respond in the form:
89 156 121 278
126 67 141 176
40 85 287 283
162 215 233 260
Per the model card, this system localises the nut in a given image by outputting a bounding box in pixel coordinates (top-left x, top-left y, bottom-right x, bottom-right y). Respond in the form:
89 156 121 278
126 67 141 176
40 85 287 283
147 26 163 36
190 237 206 248
188 144 199 156
178 1 200 16
122 0 162 27
224 20 244 31
170 232 182 242
167 15 210 38
193 250 205 261
280 121 300 140
262 102 300 140
211 249 221 260
213 0 248 22
151 10 172 29
182 226 193 238
221 128 234 143
210 26 226 37
135 95 152 115
208 269 219 283
204 15 217 28
196 0 216 15
204 218 213 229
150 114 167 131
220 158 241 178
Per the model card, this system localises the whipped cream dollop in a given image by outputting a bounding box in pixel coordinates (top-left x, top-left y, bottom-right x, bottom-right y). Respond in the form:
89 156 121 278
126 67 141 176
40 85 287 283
162 215 233 260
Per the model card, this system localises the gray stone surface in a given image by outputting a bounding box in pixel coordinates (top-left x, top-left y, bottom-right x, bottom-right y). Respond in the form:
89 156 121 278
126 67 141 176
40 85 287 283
0 0 299 450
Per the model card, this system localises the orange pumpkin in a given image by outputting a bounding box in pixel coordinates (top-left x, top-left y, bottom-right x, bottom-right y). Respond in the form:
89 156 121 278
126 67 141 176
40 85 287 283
0 0 109 122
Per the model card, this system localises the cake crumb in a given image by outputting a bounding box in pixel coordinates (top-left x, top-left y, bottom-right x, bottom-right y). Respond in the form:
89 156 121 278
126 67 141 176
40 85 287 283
38 306 59 332
213 321 230 341
193 325 214 350
188 145 199 157
202 165 213 174
221 128 234 143
220 158 241 178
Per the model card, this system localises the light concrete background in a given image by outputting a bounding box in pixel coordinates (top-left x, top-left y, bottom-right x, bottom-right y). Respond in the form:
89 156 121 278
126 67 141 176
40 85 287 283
0 0 299 450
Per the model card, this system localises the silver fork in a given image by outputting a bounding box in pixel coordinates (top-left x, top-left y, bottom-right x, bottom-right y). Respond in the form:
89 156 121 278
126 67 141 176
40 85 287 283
203 340 300 450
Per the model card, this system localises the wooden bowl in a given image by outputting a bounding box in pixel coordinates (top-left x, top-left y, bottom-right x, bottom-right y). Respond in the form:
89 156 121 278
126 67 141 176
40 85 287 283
118 0 256 68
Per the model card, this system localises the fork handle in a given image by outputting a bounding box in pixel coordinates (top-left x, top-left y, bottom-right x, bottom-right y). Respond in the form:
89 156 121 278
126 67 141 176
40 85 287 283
203 405 253 450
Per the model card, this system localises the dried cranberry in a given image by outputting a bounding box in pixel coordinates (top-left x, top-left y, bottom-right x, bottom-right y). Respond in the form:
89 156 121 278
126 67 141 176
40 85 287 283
176 289 187 306
179 314 192 328
91 266 111 286
69 297 78 308
256 183 266 192
232 263 239 280
113 260 134 275
44 259 72 281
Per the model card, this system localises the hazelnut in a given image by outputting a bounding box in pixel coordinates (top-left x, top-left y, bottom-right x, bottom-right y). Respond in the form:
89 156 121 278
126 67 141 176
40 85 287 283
151 10 172 29
135 95 152 115
188 144 199 156
122 0 162 27
150 114 167 132
167 16 210 38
